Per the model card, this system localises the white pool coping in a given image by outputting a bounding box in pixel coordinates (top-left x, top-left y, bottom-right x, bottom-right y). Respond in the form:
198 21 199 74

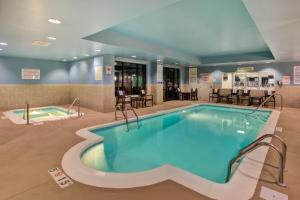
3 106 81 124
62 103 280 200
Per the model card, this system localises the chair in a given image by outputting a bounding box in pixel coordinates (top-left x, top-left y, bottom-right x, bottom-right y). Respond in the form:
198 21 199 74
264 90 276 108
176 88 182 100
209 89 219 103
218 89 232 103
250 90 265 105
115 90 131 110
190 88 198 100
239 90 251 106
140 89 153 107
228 89 239 104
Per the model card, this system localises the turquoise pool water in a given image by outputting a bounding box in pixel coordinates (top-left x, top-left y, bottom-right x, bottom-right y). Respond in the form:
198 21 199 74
15 107 69 119
81 105 270 183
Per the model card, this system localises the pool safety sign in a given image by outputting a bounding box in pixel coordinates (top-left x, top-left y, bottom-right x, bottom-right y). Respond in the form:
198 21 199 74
48 167 73 188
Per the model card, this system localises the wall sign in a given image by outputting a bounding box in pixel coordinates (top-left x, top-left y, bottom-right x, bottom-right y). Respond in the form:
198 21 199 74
282 76 291 85
294 66 300 84
94 66 103 81
106 65 112 75
22 68 40 80
157 64 163 83
48 167 73 188
189 68 198 84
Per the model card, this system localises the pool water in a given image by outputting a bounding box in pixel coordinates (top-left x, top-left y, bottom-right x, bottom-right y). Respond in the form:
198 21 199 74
15 107 70 119
81 105 270 183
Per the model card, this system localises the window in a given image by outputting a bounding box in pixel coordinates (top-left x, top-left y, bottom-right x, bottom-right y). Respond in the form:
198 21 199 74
114 61 146 95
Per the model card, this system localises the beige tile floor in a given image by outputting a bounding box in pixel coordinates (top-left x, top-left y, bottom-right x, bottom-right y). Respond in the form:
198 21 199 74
0 101 299 200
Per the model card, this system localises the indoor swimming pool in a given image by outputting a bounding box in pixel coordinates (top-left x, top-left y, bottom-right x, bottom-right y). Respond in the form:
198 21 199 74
81 105 270 183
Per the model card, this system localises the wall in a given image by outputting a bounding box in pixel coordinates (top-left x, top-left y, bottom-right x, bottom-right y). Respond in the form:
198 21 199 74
68 55 115 112
196 62 300 108
0 56 70 110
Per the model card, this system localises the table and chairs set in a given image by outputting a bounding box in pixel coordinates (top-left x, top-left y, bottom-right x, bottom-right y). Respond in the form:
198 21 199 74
177 88 199 101
209 88 276 107
115 90 154 109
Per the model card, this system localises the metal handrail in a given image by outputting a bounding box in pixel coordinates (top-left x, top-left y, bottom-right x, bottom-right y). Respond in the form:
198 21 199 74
23 100 30 125
68 97 81 118
115 104 139 131
247 93 283 115
226 141 286 187
240 134 287 168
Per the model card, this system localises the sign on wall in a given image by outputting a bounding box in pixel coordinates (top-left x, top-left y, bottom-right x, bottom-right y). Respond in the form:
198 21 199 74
105 65 112 75
294 66 300 84
22 68 40 80
189 68 198 84
157 64 163 83
94 66 103 81
282 76 291 85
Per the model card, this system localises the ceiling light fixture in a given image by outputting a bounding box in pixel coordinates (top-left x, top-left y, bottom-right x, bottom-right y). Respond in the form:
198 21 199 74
73 57 77 59
0 42 8 46
48 18 61 24
63 59 67 62
47 36 57 40
95 49 101 52
131 55 137 58
157 59 161 62
175 63 179 65
0 48 2 51
85 54 90 57
266 61 271 64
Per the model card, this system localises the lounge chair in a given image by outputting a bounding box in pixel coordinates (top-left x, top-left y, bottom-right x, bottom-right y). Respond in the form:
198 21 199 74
250 90 265 105
239 90 251 106
218 89 232 103
140 89 154 107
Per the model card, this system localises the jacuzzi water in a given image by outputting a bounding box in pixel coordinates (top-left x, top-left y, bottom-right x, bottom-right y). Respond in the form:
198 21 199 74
14 107 70 119
81 105 270 183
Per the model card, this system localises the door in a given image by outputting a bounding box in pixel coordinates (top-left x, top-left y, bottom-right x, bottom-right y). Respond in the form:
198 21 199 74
163 67 180 101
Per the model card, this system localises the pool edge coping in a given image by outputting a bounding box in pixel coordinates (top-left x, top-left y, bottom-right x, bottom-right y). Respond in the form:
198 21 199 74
61 103 280 200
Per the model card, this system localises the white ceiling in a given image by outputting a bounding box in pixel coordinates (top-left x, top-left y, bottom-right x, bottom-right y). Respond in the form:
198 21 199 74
243 0 300 62
0 0 299 65
0 0 179 61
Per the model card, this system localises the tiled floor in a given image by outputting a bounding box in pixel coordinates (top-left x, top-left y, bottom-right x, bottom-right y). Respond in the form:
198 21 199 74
0 101 298 200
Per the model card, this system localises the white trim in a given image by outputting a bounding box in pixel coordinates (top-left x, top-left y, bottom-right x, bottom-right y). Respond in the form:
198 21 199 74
62 103 279 200
3 106 81 124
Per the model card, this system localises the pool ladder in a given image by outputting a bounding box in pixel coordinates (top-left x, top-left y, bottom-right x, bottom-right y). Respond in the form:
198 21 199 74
68 97 81 118
226 134 287 186
115 105 139 131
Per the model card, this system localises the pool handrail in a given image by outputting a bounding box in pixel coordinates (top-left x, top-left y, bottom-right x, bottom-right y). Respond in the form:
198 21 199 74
68 97 81 118
23 100 30 125
246 93 283 116
226 135 287 187
115 105 139 131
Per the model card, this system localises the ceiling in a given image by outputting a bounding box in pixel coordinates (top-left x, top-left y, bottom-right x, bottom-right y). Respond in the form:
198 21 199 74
0 0 299 66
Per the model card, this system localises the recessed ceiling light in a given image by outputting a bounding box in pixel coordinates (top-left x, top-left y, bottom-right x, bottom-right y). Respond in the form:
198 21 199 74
0 48 2 51
0 42 8 46
266 61 271 64
73 57 77 59
85 54 90 56
48 18 61 24
95 49 101 52
63 59 67 62
47 36 56 40
157 59 161 62
131 55 137 58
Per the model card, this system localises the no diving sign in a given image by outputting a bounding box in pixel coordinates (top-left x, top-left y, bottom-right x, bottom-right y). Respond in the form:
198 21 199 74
48 167 73 188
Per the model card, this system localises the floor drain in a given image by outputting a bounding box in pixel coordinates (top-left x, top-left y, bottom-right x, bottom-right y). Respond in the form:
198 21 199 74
260 186 288 200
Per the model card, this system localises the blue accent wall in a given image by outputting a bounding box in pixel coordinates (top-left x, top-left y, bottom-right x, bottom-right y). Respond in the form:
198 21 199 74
0 56 69 84
198 62 300 86
69 55 115 84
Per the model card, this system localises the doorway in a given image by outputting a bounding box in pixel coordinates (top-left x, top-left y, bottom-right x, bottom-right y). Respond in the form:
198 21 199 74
163 67 180 101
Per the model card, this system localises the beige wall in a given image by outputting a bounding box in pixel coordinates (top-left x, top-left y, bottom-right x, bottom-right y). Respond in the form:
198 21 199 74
151 84 163 105
69 84 115 112
276 86 300 108
0 84 70 110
